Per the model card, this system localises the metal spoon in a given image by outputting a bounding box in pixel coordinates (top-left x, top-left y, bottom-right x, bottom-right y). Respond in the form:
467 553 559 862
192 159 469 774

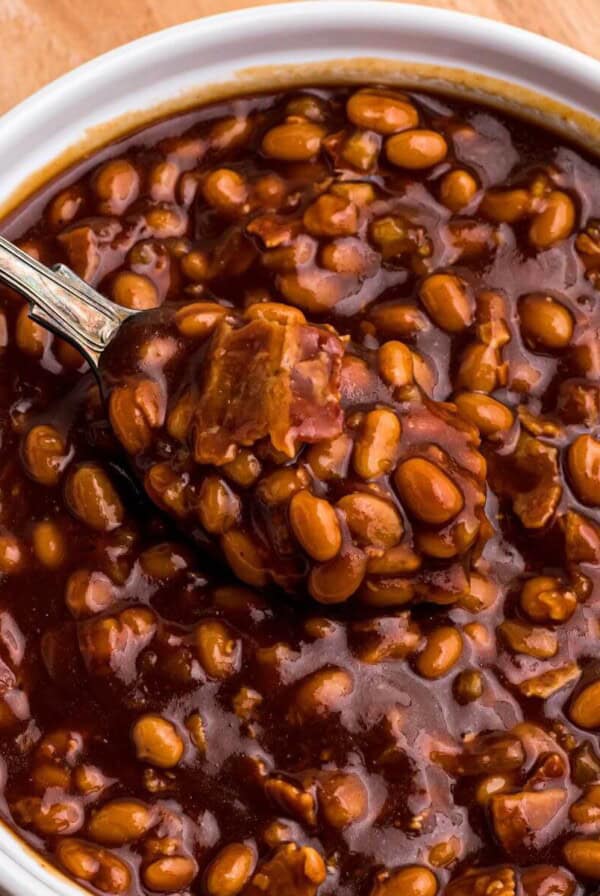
0 234 136 370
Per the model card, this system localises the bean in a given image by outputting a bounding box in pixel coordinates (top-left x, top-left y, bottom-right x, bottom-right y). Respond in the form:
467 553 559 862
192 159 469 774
568 434 600 505
47 186 85 230
197 476 241 533
353 408 401 479
309 545 367 603
371 865 438 896
13 795 84 836
303 194 358 237
570 784 600 826
570 680 600 729
480 188 531 223
416 627 463 679
395 458 464 525
221 529 269 587
261 234 316 271
341 130 381 171
22 424 68 486
386 130 447 169
463 622 493 651
367 544 421 576
140 543 188 580
307 434 353 480
428 840 460 869
174 301 227 338
419 274 474 332
144 856 197 892
262 120 325 161
454 668 484 703
360 576 414 607
253 172 287 207
499 620 558 659
88 799 153 846
530 191 575 248
286 95 328 121
57 840 131 894
564 838 600 879
149 160 179 202
347 89 419 135
222 450 262 487
109 378 163 455
370 303 428 338
337 492 403 550
144 205 188 238
378 340 414 388
456 342 499 392
203 168 248 214
65 464 124 532
278 267 346 312
454 392 513 437
520 576 577 623
111 271 160 310
36 729 83 764
195 619 241 679
93 159 139 212
73 765 107 796
412 355 434 398
32 759 72 792
519 294 574 351
256 468 309 504
180 249 209 281
65 569 114 618
289 491 342 562
318 771 368 828
32 520 65 569
440 169 478 211
288 667 354 724
132 714 184 768
145 463 188 517
205 843 256 896
210 115 253 152
55 337 84 369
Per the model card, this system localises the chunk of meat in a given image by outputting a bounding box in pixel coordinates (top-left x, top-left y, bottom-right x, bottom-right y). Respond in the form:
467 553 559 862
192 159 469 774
490 788 567 856
445 866 516 896
431 732 525 777
193 318 344 464
489 433 562 530
243 843 326 896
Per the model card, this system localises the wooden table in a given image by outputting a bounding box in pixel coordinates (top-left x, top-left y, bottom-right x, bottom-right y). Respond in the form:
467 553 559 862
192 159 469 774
0 0 598 116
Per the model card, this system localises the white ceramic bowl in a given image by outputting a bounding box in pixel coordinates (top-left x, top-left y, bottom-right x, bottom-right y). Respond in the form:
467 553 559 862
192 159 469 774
0 2 599 892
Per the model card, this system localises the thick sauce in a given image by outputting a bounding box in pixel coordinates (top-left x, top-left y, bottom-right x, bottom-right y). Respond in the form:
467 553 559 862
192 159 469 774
0 86 600 896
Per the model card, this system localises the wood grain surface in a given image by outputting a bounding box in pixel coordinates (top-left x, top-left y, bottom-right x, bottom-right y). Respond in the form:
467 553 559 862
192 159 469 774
0 0 598 116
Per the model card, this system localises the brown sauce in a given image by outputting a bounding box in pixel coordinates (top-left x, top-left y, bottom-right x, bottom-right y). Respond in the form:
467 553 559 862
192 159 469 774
0 85 599 896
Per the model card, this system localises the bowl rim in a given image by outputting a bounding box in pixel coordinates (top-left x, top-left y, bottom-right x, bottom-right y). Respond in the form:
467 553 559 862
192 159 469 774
0 3 599 894
4 0 600 133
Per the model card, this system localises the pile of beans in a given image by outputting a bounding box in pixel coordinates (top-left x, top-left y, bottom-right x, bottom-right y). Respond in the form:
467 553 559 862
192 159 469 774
0 84 600 896
100 303 489 604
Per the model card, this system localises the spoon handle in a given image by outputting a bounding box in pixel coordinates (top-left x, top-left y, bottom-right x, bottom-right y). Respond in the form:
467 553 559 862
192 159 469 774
0 235 134 369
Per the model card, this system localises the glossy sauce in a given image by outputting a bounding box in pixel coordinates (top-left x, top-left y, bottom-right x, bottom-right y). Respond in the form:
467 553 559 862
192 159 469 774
0 86 599 896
